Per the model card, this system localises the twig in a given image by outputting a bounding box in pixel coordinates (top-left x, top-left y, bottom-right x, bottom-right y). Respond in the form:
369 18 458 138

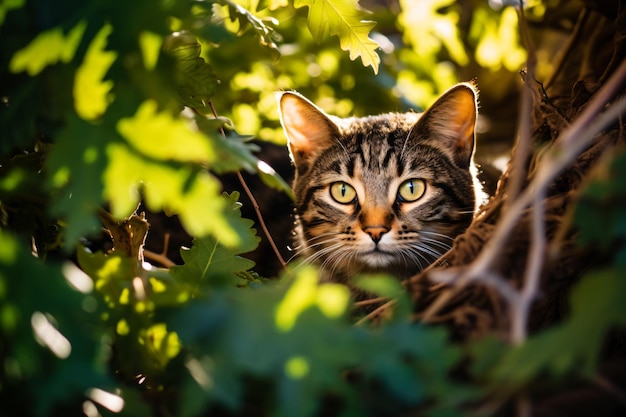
144 250 176 268
516 394 532 417
236 171 287 269
205 100 288 270
352 296 388 308
143 233 176 267
355 299 397 327
504 4 538 215
511 187 546 344
591 373 626 409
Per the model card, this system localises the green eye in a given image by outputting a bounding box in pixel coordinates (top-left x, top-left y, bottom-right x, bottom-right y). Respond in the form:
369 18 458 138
330 182 357 204
397 179 426 202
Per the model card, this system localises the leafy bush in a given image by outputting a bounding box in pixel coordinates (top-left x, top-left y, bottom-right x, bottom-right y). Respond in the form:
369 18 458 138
1 0 625 416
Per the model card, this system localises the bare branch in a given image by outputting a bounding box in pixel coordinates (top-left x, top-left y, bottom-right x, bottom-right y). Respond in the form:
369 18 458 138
419 60 626 325
355 299 397 327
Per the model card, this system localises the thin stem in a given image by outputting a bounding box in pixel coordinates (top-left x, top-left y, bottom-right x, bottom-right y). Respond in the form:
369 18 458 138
504 4 538 215
355 299 397 326
236 171 287 269
144 249 176 268
516 394 532 417
353 296 388 308
206 100 288 270
511 187 546 344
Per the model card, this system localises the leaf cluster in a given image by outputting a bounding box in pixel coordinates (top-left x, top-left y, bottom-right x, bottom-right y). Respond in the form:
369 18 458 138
1 0 625 416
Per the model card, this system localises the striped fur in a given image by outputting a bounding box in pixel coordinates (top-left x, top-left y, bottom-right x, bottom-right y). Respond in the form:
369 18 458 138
279 83 484 283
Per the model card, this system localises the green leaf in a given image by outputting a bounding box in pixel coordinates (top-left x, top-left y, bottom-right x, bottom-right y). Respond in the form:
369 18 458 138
170 192 260 289
76 244 135 301
220 0 280 51
47 114 109 246
0 230 109 416
193 116 258 173
294 0 380 73
398 0 468 65
193 115 294 197
104 142 240 246
73 23 117 120
163 31 219 109
139 30 163 70
117 100 217 163
0 0 24 26
9 20 87 76
573 150 626 265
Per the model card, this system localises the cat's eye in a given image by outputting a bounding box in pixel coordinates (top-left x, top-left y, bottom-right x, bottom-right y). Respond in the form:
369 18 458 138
397 179 426 202
330 182 357 204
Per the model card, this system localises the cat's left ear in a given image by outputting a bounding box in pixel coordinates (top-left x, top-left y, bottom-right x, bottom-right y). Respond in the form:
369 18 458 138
413 83 478 168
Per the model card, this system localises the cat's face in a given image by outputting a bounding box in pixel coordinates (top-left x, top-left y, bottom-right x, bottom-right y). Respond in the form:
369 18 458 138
278 84 481 282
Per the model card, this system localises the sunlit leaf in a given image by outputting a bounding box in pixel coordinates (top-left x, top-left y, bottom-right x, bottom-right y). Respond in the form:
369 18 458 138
104 143 240 246
163 31 218 109
139 31 163 70
471 7 526 71
266 0 288 10
194 114 294 197
221 0 280 51
117 100 216 163
9 20 87 76
275 267 319 332
139 323 183 368
399 0 468 66
76 245 135 302
47 115 109 246
74 23 117 120
294 0 380 73
170 192 260 289
0 0 24 26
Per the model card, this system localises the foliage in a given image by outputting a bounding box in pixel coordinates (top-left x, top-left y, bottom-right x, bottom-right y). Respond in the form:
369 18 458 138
0 0 624 416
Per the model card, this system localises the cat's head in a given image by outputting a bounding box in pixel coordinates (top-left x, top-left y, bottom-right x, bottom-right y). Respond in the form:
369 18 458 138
278 83 482 282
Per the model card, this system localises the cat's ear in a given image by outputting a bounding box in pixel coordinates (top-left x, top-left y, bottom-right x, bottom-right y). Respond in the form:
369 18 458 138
278 91 340 170
413 83 478 168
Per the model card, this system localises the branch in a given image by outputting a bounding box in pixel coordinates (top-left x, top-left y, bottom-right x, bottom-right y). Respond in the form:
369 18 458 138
355 299 397 327
144 233 176 268
510 187 546 345
421 60 626 323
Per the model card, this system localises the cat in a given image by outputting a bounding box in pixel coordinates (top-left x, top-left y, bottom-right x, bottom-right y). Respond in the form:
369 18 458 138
278 83 485 283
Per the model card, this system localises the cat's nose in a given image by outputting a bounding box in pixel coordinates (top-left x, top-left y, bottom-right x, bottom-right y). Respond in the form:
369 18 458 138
363 226 389 243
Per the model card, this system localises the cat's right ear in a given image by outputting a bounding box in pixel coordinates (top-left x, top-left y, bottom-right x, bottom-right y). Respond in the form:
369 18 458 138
277 91 340 170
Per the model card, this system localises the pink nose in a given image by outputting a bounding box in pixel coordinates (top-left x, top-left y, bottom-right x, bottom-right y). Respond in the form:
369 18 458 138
363 226 389 243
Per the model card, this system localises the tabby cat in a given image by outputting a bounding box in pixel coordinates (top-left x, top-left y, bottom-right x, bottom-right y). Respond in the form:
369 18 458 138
278 83 484 283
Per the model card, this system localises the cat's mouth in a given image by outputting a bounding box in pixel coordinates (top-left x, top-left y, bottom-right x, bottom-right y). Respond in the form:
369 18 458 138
369 246 391 254
360 247 395 267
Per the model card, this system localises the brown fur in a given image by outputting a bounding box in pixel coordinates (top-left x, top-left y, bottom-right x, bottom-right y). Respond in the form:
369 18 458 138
278 84 484 283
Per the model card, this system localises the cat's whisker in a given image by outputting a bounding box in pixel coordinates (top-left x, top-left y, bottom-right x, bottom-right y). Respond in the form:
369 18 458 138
397 247 425 272
301 242 346 266
407 240 448 260
280 84 482 283
419 230 455 241
418 237 452 253
400 247 433 272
